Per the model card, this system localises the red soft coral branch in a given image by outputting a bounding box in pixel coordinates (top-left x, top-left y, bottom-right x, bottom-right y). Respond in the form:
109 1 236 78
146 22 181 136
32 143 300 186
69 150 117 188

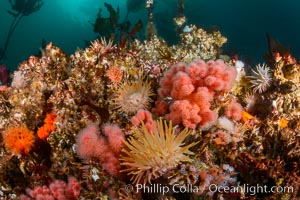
21 176 80 200
75 123 124 178
155 59 237 129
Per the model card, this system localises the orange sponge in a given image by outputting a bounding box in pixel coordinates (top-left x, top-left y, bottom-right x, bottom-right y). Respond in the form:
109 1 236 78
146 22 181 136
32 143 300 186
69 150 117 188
3 126 35 155
37 112 56 140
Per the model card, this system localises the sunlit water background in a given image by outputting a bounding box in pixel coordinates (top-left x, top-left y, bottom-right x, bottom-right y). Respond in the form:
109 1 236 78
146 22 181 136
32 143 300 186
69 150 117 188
0 0 299 71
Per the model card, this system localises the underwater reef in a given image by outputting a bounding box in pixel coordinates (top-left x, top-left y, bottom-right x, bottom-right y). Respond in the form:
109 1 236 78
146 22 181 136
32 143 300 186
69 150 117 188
0 3 300 200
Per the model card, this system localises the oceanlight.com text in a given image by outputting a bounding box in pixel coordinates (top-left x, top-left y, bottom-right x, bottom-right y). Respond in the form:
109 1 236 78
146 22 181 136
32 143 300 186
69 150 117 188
124 183 294 196
209 183 294 196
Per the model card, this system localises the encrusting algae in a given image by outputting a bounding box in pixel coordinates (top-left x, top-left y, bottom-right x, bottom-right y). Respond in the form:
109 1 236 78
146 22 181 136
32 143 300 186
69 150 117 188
0 2 299 200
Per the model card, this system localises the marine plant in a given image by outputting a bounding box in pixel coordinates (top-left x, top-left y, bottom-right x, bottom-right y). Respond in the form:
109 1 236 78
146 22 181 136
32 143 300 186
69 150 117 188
0 0 44 61
0 64 10 85
91 2 143 47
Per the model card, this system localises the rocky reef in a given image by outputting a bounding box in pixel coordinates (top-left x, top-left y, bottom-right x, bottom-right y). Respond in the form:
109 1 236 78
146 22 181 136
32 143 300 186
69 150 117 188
0 9 299 200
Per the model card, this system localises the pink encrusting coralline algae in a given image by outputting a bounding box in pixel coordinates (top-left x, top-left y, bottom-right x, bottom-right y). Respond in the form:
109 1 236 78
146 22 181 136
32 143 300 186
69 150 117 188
154 59 237 129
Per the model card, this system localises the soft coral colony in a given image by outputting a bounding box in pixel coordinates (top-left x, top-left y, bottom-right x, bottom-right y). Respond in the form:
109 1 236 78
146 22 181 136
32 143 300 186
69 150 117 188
0 11 299 200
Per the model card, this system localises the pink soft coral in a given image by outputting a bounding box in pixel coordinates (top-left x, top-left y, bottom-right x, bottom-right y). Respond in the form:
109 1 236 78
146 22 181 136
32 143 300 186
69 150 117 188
131 109 156 131
103 124 124 155
20 177 80 200
75 123 124 177
75 123 100 160
155 59 237 129
151 100 168 116
166 100 201 129
225 100 243 121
